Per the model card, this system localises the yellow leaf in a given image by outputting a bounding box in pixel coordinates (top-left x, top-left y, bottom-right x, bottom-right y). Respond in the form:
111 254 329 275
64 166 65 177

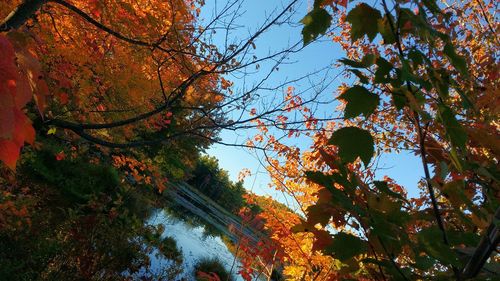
47 127 57 135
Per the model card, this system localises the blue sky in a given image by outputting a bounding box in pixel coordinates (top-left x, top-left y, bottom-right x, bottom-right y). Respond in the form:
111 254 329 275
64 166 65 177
198 0 424 203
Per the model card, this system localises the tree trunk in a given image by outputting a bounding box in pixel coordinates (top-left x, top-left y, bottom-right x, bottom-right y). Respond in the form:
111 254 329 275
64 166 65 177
0 0 46 32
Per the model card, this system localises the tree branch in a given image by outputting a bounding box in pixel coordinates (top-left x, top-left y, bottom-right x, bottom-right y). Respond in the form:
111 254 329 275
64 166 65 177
49 0 171 52
379 0 459 278
0 0 46 32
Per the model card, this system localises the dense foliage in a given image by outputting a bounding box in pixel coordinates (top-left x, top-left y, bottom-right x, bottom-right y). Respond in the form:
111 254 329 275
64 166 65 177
195 257 235 281
1 0 215 278
0 0 498 280
245 0 499 280
0 138 185 279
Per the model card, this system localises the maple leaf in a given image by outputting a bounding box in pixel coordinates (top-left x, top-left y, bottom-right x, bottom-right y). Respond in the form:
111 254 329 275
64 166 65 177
328 126 374 166
16 49 49 114
338 85 379 118
0 140 20 170
346 3 382 42
0 35 37 169
324 232 367 261
301 7 332 45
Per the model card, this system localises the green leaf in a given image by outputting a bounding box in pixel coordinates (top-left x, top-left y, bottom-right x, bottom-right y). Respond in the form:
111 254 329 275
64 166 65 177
339 58 365 68
422 0 441 15
377 14 396 44
360 53 377 66
325 232 367 261
441 180 470 208
305 171 355 210
390 88 407 110
439 161 449 179
449 146 464 172
363 258 413 278
429 68 450 98
438 105 467 150
374 57 393 83
447 230 480 247
305 171 369 217
328 127 374 166
408 49 425 67
443 42 467 75
373 181 406 201
339 54 376 69
414 255 436 271
370 212 405 250
339 86 379 118
348 69 369 84
454 87 473 109
400 60 413 82
301 8 332 45
346 3 382 42
417 227 460 267
398 8 448 41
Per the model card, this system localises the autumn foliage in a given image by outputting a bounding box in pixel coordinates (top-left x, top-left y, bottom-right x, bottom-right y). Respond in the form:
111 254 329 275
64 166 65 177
245 0 499 280
0 0 499 280
0 34 41 169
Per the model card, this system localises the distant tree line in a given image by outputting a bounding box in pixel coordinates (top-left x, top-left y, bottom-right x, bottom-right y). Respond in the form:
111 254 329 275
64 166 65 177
187 155 247 214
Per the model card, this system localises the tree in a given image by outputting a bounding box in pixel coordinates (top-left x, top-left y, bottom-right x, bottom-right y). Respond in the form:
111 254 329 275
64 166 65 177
244 0 499 280
0 0 336 170
188 155 246 214
1 0 498 280
0 1 339 278
0 0 298 279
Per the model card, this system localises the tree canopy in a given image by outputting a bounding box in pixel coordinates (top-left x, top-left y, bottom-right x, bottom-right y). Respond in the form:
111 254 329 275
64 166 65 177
0 0 499 280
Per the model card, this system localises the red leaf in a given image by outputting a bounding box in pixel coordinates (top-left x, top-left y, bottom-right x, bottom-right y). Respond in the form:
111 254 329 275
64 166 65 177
16 48 48 114
96 104 106 111
0 35 18 81
0 105 15 139
0 140 21 170
55 151 66 161
312 229 334 252
14 74 32 108
58 92 69 105
12 110 35 145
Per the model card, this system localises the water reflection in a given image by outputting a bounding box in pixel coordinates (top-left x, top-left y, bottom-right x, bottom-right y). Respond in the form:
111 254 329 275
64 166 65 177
147 210 244 281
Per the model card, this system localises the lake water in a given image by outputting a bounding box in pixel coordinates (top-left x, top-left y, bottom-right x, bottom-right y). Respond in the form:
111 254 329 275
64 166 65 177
147 210 245 281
